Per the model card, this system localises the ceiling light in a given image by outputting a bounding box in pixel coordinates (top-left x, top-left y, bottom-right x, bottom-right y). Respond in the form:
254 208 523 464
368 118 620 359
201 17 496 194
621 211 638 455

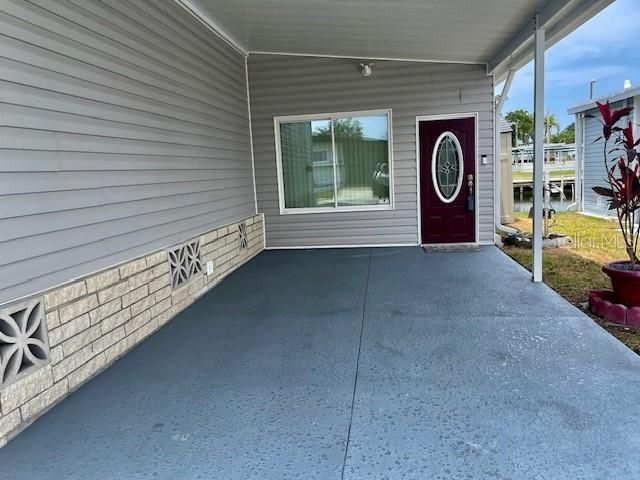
359 62 374 78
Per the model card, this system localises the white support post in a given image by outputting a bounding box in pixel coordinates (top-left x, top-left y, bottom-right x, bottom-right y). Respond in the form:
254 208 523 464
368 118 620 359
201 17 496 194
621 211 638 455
532 16 545 282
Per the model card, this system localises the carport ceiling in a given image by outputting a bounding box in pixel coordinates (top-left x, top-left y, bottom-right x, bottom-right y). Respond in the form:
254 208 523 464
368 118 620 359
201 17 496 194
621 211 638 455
181 0 612 78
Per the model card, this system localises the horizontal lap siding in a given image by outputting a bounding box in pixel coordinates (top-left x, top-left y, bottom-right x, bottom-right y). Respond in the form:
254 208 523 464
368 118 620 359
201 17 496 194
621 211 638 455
582 101 625 217
0 0 254 305
248 55 494 247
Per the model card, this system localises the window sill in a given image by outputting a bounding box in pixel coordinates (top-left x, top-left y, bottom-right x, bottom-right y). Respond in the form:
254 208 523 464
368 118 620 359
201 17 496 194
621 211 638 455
280 204 394 215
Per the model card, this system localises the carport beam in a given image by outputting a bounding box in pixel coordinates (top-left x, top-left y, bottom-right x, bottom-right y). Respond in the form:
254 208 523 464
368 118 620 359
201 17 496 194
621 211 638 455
532 16 545 282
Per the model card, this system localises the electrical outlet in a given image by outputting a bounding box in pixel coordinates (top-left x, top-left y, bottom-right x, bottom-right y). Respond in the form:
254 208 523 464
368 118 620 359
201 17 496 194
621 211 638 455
206 261 214 276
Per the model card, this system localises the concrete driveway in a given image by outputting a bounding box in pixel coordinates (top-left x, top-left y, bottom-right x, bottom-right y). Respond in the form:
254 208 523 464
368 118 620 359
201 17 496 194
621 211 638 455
2 247 640 479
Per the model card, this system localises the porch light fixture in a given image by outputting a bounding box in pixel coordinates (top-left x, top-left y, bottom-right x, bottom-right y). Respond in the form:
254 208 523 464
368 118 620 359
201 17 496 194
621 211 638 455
359 62 374 77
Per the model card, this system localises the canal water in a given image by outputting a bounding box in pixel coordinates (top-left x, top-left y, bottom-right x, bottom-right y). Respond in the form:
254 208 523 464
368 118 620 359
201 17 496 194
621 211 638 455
513 185 575 213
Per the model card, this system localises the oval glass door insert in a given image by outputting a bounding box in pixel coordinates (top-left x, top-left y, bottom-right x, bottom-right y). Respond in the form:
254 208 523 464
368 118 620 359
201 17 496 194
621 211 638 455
431 131 464 203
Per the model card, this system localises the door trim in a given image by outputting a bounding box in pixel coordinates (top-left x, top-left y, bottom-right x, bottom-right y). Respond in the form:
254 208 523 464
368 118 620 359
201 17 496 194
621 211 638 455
415 113 480 245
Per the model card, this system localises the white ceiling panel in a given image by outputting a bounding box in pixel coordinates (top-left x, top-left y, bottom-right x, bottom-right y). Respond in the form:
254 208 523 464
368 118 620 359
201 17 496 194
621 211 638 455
182 0 614 76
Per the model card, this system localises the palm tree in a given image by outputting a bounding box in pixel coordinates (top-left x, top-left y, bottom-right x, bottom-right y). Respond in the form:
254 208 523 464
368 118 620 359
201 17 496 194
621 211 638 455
544 113 560 143
544 113 560 164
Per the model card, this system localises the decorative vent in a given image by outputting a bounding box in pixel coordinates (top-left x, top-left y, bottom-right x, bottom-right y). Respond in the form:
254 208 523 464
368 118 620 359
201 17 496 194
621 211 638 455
168 240 202 289
0 299 49 387
185 240 203 277
238 222 248 250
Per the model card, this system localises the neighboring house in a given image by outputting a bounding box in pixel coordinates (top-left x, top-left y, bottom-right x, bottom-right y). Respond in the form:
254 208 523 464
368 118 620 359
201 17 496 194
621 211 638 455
568 85 640 217
499 118 514 224
0 0 612 447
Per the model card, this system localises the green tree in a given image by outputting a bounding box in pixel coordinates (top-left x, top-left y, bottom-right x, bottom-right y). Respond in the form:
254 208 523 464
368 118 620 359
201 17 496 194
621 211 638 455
550 123 575 144
544 113 560 143
505 109 533 146
315 118 364 140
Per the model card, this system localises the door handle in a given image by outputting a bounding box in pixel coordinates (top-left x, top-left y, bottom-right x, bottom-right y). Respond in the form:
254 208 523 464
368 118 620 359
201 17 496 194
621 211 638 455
466 174 474 211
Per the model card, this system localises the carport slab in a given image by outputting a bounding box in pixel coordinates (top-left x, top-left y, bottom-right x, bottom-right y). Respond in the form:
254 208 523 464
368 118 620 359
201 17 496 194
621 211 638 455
1 247 639 479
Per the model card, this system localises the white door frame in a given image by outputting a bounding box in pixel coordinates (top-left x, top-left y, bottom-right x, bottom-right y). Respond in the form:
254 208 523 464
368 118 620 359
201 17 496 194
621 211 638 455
415 113 480 246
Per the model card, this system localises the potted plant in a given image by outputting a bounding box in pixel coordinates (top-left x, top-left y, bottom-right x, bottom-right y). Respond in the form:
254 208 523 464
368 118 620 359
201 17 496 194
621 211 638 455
591 100 640 306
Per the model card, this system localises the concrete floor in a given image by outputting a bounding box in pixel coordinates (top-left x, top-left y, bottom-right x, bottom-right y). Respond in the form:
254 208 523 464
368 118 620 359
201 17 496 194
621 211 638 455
2 247 640 479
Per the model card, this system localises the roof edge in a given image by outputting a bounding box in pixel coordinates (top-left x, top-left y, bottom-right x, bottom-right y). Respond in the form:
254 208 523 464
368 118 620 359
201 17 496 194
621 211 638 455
568 85 640 114
491 0 614 83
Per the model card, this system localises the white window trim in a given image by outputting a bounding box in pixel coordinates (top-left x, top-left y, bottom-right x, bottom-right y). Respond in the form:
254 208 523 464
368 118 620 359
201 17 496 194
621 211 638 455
273 109 394 215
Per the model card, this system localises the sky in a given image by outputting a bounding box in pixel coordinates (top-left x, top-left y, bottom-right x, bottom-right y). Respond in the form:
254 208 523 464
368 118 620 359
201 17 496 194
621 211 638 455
358 115 388 140
500 0 640 129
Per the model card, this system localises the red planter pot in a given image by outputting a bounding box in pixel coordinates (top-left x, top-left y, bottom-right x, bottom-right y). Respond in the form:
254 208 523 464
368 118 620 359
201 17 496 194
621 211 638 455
602 261 640 307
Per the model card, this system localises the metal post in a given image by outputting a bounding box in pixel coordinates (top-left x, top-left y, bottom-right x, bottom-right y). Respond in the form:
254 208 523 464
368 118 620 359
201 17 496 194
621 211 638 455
532 16 545 282
543 171 550 238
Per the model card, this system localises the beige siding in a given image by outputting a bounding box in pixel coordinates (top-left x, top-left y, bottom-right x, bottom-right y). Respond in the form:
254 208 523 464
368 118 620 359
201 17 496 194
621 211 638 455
0 0 255 305
248 54 494 247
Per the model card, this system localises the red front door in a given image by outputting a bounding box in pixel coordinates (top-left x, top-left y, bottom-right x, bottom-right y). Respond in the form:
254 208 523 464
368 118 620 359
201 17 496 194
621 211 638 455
420 117 476 244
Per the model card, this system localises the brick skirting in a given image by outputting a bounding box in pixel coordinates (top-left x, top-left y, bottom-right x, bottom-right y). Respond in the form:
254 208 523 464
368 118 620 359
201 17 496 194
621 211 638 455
0 214 264 447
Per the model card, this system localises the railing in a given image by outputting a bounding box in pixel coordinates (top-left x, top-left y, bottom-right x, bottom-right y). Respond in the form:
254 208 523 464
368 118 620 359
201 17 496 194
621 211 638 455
512 160 576 172
511 143 576 172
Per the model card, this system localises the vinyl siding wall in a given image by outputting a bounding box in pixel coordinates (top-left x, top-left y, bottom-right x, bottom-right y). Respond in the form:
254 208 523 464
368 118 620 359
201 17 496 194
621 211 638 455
248 54 494 247
0 0 255 305
581 100 627 217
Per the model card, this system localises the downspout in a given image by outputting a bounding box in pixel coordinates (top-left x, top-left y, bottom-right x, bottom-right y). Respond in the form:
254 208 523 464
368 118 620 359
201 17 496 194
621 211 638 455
566 112 583 211
578 113 584 211
635 95 640 138
495 69 518 235
245 56 258 215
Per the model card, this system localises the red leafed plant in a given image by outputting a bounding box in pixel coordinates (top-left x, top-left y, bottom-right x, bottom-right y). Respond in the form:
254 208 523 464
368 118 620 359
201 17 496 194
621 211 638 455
591 100 639 268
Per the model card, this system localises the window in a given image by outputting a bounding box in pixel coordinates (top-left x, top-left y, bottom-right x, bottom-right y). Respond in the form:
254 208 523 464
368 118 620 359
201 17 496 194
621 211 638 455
431 131 463 203
275 110 392 213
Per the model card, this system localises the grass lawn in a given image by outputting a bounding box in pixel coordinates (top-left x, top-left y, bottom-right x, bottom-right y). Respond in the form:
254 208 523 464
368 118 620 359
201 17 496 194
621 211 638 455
501 211 640 354
512 168 574 182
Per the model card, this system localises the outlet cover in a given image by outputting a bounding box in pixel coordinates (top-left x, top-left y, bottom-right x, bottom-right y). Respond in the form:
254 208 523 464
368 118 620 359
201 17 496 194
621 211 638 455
206 261 214 275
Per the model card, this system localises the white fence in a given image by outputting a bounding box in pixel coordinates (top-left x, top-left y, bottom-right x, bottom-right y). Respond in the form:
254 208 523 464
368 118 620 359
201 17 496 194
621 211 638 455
511 143 576 172
512 160 576 172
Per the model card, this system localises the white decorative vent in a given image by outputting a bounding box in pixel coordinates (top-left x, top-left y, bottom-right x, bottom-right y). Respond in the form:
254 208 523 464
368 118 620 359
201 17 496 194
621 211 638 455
238 222 248 250
168 240 202 289
185 240 202 277
0 299 49 387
